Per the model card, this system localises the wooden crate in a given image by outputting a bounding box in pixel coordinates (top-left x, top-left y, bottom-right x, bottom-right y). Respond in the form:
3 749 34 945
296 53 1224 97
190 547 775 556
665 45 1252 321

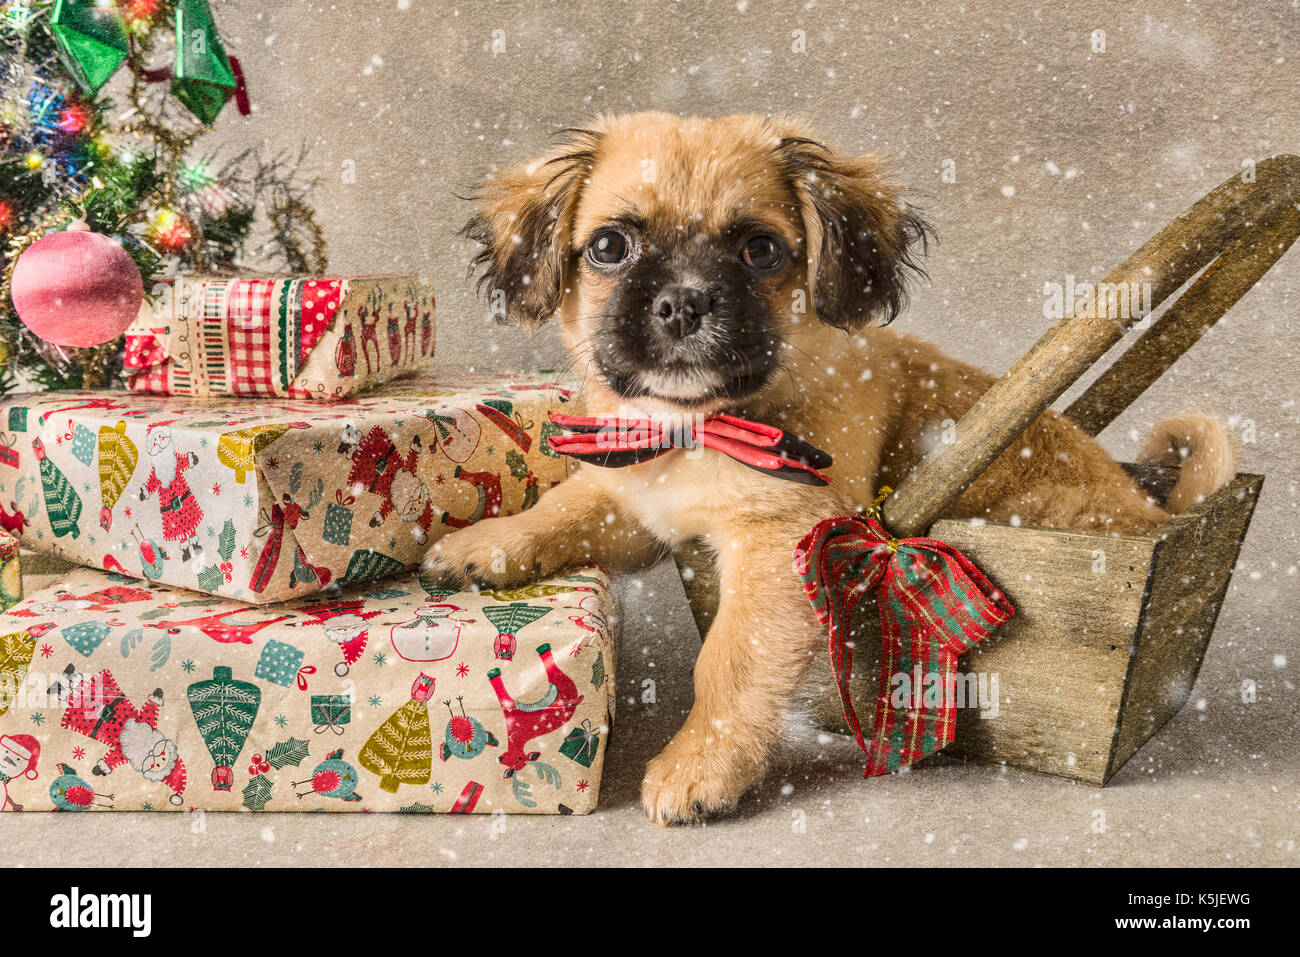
674 465 1262 786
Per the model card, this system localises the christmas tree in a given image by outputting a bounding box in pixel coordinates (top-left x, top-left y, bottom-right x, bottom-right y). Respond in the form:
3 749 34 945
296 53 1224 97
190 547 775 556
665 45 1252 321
359 673 436 793
0 0 326 393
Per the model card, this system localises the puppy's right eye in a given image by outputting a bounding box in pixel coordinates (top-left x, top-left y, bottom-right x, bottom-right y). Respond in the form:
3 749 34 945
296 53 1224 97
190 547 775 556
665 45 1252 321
587 229 630 266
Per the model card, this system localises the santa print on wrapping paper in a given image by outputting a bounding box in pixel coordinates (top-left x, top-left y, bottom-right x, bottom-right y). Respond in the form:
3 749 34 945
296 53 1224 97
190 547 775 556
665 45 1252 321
338 424 435 545
49 665 187 805
288 598 398 677
137 422 204 565
0 733 41 811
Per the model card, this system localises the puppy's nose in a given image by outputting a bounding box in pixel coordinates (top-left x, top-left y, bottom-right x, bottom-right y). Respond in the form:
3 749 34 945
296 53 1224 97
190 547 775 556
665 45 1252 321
652 286 711 339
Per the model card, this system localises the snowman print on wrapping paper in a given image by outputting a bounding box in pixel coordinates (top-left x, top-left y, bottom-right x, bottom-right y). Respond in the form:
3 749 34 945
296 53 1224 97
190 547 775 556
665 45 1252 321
137 422 205 566
0 733 41 812
389 604 474 663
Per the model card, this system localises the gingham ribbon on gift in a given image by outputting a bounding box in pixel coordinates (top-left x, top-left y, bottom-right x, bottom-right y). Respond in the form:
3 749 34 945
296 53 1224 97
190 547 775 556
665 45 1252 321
794 512 1015 776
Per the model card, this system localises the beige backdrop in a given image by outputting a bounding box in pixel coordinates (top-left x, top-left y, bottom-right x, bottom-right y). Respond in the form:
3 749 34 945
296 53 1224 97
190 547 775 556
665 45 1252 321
21 0 1285 862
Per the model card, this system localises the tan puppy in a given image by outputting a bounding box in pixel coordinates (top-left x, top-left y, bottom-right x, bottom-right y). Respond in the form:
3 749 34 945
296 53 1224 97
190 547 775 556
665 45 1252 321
426 112 1235 825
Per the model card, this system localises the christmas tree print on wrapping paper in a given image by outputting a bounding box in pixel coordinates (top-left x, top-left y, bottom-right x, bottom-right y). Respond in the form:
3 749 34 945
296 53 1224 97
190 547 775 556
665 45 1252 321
70 423 96 466
216 424 303 485
0 631 37 718
341 549 407 586
97 421 138 532
480 582 578 602
359 673 436 793
187 666 261 791
32 438 82 538
60 621 110 657
482 603 551 661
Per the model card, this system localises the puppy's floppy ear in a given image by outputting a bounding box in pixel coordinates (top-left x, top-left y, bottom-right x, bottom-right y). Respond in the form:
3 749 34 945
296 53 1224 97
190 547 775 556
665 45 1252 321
775 132 935 328
461 127 602 329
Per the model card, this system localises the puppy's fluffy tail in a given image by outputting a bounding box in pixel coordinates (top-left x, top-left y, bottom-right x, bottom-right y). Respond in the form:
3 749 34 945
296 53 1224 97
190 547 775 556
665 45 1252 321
1139 416 1237 514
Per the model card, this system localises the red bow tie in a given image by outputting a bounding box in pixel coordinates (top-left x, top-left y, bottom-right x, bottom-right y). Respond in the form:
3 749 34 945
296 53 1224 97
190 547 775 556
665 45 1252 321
546 412 833 486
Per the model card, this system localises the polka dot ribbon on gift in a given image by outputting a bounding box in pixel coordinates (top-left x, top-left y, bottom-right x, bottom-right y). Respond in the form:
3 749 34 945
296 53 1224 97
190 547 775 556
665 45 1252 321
794 488 1016 777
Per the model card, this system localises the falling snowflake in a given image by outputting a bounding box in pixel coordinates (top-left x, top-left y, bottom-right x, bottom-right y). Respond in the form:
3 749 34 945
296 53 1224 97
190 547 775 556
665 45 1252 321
274 713 288 728
431 781 444 794
373 652 389 667
72 746 85 761
313 440 324 453
30 712 42 726
456 662 469 678
180 659 196 673
39 643 52 659
576 780 590 793
141 802 154 811
211 481 222 497
266 457 279 470
369 694 382 707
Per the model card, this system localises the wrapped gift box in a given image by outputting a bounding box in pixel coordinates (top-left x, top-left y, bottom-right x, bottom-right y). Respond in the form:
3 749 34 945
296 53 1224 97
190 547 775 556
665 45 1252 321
0 564 615 813
0 368 576 603
124 275 436 400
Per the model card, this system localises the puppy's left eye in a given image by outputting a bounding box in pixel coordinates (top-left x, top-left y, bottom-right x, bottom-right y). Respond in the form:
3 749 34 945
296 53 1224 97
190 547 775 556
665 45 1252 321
742 234 783 270
587 229 630 266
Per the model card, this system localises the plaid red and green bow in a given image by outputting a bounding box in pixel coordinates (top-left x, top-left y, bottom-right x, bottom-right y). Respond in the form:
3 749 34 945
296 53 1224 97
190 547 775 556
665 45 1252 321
795 515 1015 776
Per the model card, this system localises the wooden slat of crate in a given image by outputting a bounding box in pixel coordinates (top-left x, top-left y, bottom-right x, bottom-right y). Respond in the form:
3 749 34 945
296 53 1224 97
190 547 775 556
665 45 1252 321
922 524 1154 784
1108 473 1263 777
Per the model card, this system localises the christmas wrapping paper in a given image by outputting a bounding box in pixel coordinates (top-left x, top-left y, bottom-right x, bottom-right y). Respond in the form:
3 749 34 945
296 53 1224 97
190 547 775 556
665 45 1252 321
123 275 436 400
0 533 17 611
0 369 576 603
0 564 616 813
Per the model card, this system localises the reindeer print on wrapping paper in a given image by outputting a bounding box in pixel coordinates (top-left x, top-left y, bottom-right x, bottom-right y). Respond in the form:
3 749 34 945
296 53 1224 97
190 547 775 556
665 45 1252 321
403 300 419 364
357 299 382 377
487 643 583 773
385 307 401 369
0 500 26 537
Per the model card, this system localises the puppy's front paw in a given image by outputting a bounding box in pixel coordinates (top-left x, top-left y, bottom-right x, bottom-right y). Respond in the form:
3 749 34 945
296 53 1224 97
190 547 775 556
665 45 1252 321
421 519 545 590
640 722 764 826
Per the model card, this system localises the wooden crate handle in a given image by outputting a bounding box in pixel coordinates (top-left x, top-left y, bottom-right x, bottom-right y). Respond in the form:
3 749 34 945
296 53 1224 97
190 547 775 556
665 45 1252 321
882 154 1300 538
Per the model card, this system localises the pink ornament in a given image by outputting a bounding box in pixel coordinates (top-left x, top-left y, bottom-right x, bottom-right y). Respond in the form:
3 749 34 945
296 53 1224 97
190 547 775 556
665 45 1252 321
10 219 144 348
